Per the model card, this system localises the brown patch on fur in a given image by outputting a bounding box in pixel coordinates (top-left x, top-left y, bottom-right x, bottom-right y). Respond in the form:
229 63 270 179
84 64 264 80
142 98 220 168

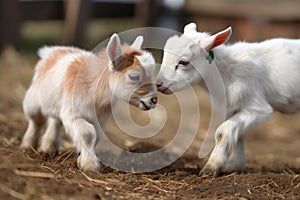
114 48 143 72
120 47 154 96
216 132 223 144
108 46 148 86
37 48 80 76
134 83 154 96
64 55 87 95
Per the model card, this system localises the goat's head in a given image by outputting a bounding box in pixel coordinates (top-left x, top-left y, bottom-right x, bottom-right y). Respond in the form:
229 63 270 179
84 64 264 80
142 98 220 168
157 23 232 94
107 33 157 110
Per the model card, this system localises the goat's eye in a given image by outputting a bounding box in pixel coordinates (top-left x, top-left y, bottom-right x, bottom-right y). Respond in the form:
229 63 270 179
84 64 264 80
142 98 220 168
178 60 190 66
128 73 140 81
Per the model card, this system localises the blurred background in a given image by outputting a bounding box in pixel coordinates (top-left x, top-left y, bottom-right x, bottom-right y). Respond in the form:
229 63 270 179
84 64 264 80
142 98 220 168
1 0 300 52
1 2 300 199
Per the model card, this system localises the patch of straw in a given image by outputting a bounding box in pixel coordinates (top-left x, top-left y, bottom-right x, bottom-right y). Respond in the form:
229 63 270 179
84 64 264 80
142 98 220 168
81 172 108 185
0 183 27 200
14 169 55 179
30 146 42 157
54 148 75 164
151 185 170 193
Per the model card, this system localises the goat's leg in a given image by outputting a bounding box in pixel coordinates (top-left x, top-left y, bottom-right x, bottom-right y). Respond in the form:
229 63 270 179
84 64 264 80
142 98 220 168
65 117 100 172
21 85 45 149
200 102 273 176
21 114 45 149
38 117 62 155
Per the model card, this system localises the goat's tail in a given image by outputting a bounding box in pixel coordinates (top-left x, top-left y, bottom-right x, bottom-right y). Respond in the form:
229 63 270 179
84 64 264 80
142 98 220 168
37 46 59 59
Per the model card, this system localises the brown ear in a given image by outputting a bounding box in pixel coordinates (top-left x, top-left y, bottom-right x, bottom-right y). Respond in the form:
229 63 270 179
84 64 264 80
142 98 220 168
114 49 142 71
123 49 142 57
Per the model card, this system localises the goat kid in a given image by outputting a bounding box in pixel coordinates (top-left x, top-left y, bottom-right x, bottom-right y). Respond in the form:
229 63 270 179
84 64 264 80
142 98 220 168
157 22 300 175
21 34 157 171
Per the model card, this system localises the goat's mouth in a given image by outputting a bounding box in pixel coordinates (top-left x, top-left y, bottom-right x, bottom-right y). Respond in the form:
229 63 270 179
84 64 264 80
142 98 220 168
129 95 152 110
158 86 173 94
157 83 173 94
130 94 156 110
140 100 151 110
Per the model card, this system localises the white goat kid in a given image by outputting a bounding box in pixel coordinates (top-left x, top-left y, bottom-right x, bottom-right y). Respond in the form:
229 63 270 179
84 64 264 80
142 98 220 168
21 34 157 171
157 22 300 175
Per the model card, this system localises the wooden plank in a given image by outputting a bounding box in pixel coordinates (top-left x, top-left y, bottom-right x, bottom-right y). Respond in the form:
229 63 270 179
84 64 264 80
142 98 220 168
185 0 300 21
63 0 91 47
93 2 135 18
21 1 64 20
0 0 21 49
20 1 135 20
0 0 151 50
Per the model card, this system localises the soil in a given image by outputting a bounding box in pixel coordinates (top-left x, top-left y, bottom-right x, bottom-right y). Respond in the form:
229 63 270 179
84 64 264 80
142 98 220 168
0 47 299 200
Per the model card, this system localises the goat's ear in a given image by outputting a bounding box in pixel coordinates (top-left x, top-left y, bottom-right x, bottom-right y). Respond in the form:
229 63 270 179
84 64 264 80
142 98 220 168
131 36 143 50
200 27 232 51
107 33 123 71
184 22 197 34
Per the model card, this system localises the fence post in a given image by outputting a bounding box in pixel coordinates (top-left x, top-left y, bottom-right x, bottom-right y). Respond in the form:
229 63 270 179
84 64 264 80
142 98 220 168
63 0 91 47
0 0 21 50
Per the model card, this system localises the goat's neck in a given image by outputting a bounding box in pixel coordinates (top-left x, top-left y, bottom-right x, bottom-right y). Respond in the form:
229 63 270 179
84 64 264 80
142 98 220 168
197 45 233 90
199 45 238 114
211 45 234 77
94 66 112 112
77 50 112 115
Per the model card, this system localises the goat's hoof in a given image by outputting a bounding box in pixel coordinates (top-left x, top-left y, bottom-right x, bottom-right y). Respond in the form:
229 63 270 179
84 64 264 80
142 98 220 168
77 155 81 169
77 155 100 172
200 164 221 177
38 146 58 156
80 163 100 172
20 142 33 150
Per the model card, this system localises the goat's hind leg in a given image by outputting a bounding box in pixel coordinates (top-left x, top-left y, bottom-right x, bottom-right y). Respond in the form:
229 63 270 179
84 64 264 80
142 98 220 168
21 113 45 149
21 85 45 149
38 117 62 155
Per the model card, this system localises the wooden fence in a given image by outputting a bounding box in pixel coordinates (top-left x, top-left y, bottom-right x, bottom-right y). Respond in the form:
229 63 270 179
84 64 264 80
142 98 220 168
1 0 300 50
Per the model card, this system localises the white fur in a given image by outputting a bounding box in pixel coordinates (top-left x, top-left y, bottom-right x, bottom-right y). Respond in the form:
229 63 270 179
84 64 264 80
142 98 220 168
157 22 300 175
21 34 157 172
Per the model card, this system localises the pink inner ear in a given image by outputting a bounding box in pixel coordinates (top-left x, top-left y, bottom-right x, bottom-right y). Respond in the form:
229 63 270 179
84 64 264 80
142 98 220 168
210 31 231 50
111 42 118 59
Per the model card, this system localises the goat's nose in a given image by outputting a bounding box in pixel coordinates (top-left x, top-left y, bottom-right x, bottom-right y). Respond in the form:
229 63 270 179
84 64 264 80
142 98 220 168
156 82 163 88
151 96 158 104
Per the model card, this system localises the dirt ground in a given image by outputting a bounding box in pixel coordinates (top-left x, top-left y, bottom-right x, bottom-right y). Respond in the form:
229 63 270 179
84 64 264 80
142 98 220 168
0 47 300 200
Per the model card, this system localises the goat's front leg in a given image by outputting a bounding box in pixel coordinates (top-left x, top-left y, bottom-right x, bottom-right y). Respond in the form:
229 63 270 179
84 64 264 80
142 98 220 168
200 103 273 176
64 117 100 172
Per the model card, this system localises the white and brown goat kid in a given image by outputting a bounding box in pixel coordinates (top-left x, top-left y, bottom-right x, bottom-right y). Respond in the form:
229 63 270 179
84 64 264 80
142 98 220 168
157 22 300 175
21 34 157 171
